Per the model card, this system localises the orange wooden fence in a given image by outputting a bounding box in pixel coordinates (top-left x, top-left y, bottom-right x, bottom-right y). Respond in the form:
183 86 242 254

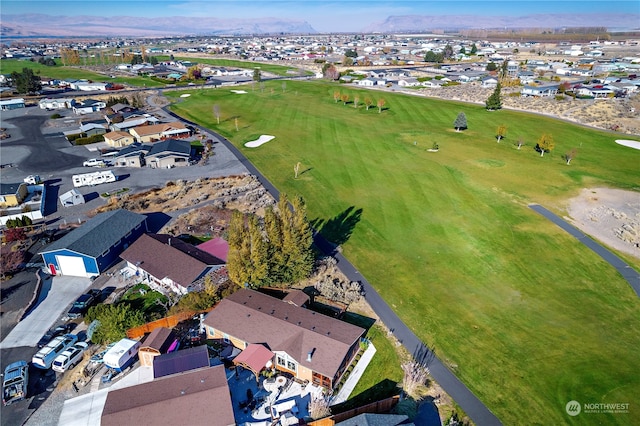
126 307 213 339
308 395 400 426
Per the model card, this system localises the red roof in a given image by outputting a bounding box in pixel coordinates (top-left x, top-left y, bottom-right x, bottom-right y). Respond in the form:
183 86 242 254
233 343 274 376
197 237 229 262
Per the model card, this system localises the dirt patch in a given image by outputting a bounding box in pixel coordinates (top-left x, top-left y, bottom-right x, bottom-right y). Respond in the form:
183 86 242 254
91 174 275 235
565 187 640 259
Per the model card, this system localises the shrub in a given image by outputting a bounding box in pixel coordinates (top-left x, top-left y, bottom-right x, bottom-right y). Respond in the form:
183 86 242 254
50 113 62 119
74 134 105 145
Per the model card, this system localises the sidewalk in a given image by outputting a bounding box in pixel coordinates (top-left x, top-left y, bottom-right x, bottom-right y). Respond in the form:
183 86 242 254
330 342 377 405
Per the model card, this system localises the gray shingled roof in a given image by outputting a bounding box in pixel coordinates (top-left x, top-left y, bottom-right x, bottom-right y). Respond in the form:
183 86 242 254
336 413 409 426
146 139 191 157
40 209 146 258
0 182 24 195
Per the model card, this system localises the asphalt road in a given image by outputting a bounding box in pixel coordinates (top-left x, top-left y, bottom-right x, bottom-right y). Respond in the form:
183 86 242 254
529 204 640 297
163 106 503 426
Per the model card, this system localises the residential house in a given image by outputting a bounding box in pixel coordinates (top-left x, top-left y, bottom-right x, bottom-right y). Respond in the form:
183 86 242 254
145 139 192 169
396 77 421 87
203 289 366 390
39 209 147 277
129 121 191 143
518 71 536 84
575 85 614 98
79 122 107 137
120 233 225 295
39 98 72 110
103 130 135 148
112 143 150 167
0 98 25 110
72 99 107 115
197 237 229 262
357 78 386 87
101 365 234 426
110 115 160 132
521 84 559 97
422 80 443 89
481 77 499 88
0 182 28 208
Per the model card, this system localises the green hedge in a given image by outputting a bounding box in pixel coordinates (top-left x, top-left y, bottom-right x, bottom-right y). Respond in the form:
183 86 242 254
74 134 105 145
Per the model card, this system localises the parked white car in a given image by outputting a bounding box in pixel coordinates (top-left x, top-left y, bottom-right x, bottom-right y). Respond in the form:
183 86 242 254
83 159 105 167
52 342 89 373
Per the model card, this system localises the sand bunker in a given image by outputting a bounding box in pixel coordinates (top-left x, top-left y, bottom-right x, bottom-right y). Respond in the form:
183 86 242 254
231 90 247 94
615 140 640 150
244 135 275 148
180 94 191 98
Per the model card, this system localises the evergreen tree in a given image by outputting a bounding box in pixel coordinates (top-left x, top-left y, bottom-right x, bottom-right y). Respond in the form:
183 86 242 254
289 195 314 282
486 82 503 110
247 215 269 287
470 43 478 55
453 112 467 131
11 68 42 94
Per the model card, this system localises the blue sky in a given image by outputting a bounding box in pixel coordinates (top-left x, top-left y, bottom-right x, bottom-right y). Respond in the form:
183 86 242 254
3 1 639 32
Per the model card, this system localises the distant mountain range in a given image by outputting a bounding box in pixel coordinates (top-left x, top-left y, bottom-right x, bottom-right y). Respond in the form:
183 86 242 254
0 14 317 37
1 13 638 38
364 14 640 33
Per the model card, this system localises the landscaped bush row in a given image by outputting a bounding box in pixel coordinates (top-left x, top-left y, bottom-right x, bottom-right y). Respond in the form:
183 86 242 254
73 134 105 145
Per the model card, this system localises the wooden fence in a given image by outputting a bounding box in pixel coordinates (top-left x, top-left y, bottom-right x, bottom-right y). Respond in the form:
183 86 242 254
126 308 212 339
308 395 400 426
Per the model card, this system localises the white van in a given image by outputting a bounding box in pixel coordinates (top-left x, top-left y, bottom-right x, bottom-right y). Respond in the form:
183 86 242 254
103 338 141 372
32 334 78 369
52 342 89 373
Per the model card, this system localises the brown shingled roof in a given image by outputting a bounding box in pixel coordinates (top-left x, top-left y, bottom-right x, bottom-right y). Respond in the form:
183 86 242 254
131 121 189 137
204 289 365 379
120 234 224 289
101 365 234 426
141 327 176 352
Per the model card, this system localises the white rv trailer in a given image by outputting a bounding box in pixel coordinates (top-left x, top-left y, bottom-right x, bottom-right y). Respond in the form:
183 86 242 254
72 170 116 188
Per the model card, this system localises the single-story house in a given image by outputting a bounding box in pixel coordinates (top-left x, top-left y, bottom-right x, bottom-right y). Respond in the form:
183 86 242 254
138 327 178 367
145 139 192 169
396 77 421 87
39 98 72 110
103 130 135 148
153 345 210 379
101 365 234 426
481 77 499 88
112 143 151 168
110 115 160 132
204 289 366 390
59 189 85 207
40 209 147 277
0 98 25 111
0 182 28 208
120 233 225 295
357 78 385 87
129 121 191 143
422 80 443 89
72 99 107 115
521 84 559 97
79 122 107 136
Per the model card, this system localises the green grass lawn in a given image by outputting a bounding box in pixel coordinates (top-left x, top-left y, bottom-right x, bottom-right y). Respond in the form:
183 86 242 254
0 59 164 88
167 81 640 425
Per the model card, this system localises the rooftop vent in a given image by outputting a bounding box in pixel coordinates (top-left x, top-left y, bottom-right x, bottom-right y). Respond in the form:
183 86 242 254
307 348 315 362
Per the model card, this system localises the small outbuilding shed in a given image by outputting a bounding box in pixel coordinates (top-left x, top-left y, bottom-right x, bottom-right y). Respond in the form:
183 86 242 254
138 327 178 367
59 189 85 207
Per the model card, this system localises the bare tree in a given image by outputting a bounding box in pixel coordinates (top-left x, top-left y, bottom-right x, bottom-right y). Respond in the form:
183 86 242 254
353 96 359 109
234 117 239 131
282 81 286 93
309 394 332 420
516 138 525 150
213 104 221 124
294 162 301 179
377 98 386 113
563 149 577 165
400 360 430 400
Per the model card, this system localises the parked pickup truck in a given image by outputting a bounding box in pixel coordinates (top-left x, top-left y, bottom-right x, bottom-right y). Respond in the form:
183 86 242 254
2 361 28 406
66 290 101 320
83 158 106 167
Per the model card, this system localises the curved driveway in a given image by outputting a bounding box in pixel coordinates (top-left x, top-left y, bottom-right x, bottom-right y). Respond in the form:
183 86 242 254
163 106 503 426
529 204 640 297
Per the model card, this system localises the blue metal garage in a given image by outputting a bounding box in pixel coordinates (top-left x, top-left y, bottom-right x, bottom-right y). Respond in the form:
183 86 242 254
40 209 147 278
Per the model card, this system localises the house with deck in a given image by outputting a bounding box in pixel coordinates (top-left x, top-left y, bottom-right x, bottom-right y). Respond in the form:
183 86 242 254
203 289 366 390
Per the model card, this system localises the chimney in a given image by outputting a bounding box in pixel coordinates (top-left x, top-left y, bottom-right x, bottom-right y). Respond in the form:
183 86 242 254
307 348 315 362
